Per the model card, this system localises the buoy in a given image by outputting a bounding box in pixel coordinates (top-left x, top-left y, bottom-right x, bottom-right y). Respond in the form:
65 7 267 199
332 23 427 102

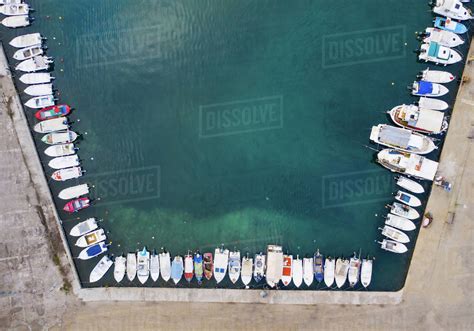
59 16 62 20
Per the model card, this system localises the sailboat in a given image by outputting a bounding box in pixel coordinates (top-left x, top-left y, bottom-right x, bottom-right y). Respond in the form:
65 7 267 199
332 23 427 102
136 248 150 284
126 252 137 282
253 253 266 283
281 255 293 287
184 253 194 283
194 252 203 284
335 257 350 288
214 246 229 284
323 256 335 288
150 252 160 282
159 250 171 282
360 257 373 288
89 256 113 283
348 253 361 287
241 255 253 286
171 256 183 285
313 250 324 283
228 251 241 284
114 255 126 283
292 255 303 288
303 257 314 287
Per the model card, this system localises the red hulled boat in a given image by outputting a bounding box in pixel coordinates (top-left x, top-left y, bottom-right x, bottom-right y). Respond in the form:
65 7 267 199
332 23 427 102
63 197 90 213
35 104 71 121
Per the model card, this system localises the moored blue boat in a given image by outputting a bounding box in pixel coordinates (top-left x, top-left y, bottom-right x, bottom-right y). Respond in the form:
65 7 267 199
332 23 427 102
434 17 468 34
194 252 204 284
313 249 324 283
171 256 183 285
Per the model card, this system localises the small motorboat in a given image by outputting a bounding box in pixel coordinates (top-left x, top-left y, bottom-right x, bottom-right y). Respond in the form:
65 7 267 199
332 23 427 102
313 249 324 283
203 252 213 281
214 246 229 284
51 166 83 182
78 242 107 260
303 257 314 287
241 255 253 286
418 68 455 84
126 252 137 282
396 176 425 194
228 251 241 284
10 33 44 48
194 252 204 284
159 250 171 282
0 4 30 16
388 104 448 135
16 56 53 72
89 256 113 283
184 253 194 283
20 72 53 84
434 17 468 34
33 117 68 134
281 255 293 287
150 252 160 282
1 15 29 28
58 183 88 200
377 149 439 181
114 255 126 283
360 257 373 288
418 97 449 111
266 245 283 288
323 256 335 288
13 45 43 61
292 255 303 288
42 131 78 145
253 253 265 283
69 218 97 237
63 197 90 213
136 247 150 284
379 225 410 244
44 143 76 157
370 124 437 155
433 0 473 21
378 239 408 254
75 229 106 248
48 155 79 170
395 190 422 207
171 256 183 285
335 257 350 288
25 95 55 109
24 83 53 97
419 41 462 66
411 81 449 98
420 27 464 47
348 253 361 288
388 202 421 220
385 213 417 232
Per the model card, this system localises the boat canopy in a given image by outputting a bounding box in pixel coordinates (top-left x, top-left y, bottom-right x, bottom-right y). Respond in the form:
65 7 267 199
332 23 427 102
416 109 444 132
87 244 102 256
378 126 411 148
428 42 440 58
416 81 433 94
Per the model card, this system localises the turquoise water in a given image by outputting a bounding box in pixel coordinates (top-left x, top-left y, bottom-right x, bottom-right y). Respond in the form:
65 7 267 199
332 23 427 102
2 0 468 290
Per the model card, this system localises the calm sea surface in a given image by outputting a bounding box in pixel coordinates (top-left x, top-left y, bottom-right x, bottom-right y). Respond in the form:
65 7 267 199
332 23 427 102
2 0 469 290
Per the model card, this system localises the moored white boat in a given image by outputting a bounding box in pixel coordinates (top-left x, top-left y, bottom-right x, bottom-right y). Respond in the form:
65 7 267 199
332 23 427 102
184 253 193 283
418 97 449 111
126 252 137 282
194 252 204 284
303 257 314 287
114 255 126 283
78 242 107 260
1 15 29 28
370 124 437 155
266 245 283 288
380 225 410 244
45 143 76 157
348 253 361 287
33 117 67 133
281 255 293 287
25 95 55 109
377 149 439 181
228 251 241 284
150 252 160 282
75 229 105 248
48 155 80 170
385 213 417 232
419 41 462 66
389 202 421 220
241 255 253 286
411 81 449 98
19 72 53 84
58 183 88 200
396 176 425 194
433 0 473 20
42 131 78 145
324 256 335 288
378 239 408 254
171 256 183 285
0 4 29 16
292 255 303 288
213 247 229 284
24 83 53 96
395 190 422 207
335 257 350 288
51 166 83 182
16 56 53 72
313 250 324 283
10 33 43 48
421 27 464 47
418 68 455 84
360 258 373 288
69 218 97 237
136 247 150 284
253 253 265 283
159 250 171 282
89 256 113 283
